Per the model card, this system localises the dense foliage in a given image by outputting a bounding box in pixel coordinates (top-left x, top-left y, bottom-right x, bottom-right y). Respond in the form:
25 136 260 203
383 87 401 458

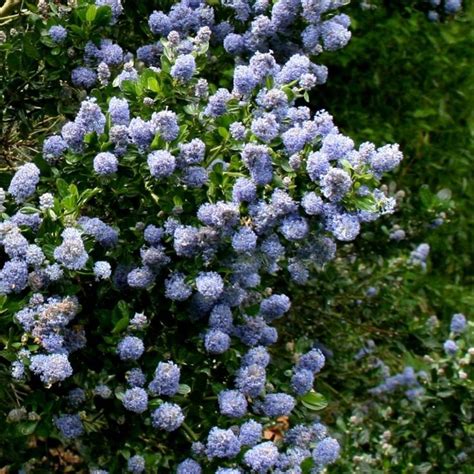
0 0 471 473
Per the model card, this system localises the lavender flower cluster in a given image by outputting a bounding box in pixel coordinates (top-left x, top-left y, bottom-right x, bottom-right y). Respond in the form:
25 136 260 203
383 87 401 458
2 3 407 471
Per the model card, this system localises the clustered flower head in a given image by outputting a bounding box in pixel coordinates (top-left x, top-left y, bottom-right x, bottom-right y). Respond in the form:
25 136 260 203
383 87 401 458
1 1 408 471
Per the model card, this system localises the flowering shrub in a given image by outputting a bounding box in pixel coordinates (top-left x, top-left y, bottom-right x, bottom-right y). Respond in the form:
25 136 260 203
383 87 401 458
0 0 410 471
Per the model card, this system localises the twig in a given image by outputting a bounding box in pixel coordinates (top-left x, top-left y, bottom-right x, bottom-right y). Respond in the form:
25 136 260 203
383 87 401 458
0 0 21 18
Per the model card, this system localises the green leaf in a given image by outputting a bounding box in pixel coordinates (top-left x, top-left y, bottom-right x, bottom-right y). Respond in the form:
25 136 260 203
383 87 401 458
300 392 328 411
178 384 191 395
112 316 129 334
86 5 97 22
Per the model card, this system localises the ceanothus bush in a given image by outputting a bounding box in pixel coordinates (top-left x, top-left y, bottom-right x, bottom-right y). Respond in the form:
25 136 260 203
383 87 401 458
0 1 406 471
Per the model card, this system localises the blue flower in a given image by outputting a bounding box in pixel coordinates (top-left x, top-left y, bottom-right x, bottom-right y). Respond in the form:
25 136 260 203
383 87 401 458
94 152 118 175
151 402 184 431
206 427 241 459
218 390 248 418
123 387 148 413
204 329 231 354
171 54 196 82
244 441 279 473
147 150 176 178
239 420 262 447
49 25 68 43
149 361 180 396
54 414 84 439
312 437 340 466
8 163 40 204
259 393 296 417
127 455 145 473
117 336 144 361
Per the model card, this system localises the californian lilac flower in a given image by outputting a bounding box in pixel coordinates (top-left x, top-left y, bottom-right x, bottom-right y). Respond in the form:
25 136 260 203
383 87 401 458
306 152 330 182
204 88 231 117
94 384 112 399
43 135 67 161
409 243 430 269
54 228 88 270
232 227 257 253
204 329 231 354
147 150 176 178
127 266 154 288
327 213 360 242
239 420 262 447
97 61 111 86
173 225 199 257
389 228 406 241
288 259 309 285
71 67 97 88
312 437 340 466
24 245 45 267
9 211 41 231
450 313 467 334
30 353 73 384
108 97 129 126
126 368 146 387
116 61 139 87
171 54 196 82
39 193 54 210
443 339 458 356
260 294 291 320
321 168 352 201
280 215 309 241
100 42 124 67
244 442 279 472
123 387 148 413
320 19 351 51
321 134 354 161
149 361 180 396
182 166 209 187
241 143 273 185
54 414 84 439
215 468 240 474
151 402 184 431
49 25 67 43
195 78 209 99
297 349 325 374
93 152 118 175
129 312 147 330
282 127 308 156
259 393 295 417
177 459 202 474
235 364 266 397
276 54 311 85
151 111 179 142
206 427 241 459
232 177 257 203
117 336 144 361
78 217 118 247
242 346 270 368
251 114 279 143
209 304 233 333
196 272 224 300
218 390 248 418
291 369 314 395
165 273 192 301
311 422 328 442
179 139 205 166
68 388 86 407
61 122 86 152
370 144 403 176
3 229 28 259
128 118 154 150
93 261 112 280
224 0 251 21
224 33 245 54
445 0 462 14
8 163 40 204
44 263 63 281
229 122 246 142
127 455 145 473
75 98 106 135
285 425 315 448
137 43 163 66
149 11 172 35
11 360 24 379
143 224 163 245
300 192 323 215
